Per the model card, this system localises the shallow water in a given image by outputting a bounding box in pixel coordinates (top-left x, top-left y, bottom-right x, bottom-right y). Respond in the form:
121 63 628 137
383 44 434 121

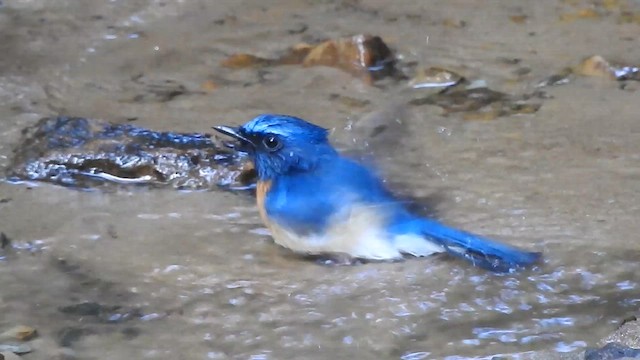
1 1 639 359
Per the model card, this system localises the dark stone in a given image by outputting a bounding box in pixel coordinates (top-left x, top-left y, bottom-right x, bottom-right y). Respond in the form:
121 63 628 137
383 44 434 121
584 342 640 360
409 87 506 112
409 86 542 119
52 258 80 273
513 67 532 76
58 301 143 324
57 327 94 347
7 116 255 190
59 302 105 316
0 233 10 249
121 327 141 340
620 314 639 327
497 57 522 65
286 22 308 34
106 225 118 239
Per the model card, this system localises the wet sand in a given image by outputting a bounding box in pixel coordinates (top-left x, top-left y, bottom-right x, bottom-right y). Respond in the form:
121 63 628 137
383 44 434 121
1 1 639 359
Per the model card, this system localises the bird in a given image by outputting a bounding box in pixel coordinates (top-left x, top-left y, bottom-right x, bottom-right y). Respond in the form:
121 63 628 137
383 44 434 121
213 114 541 272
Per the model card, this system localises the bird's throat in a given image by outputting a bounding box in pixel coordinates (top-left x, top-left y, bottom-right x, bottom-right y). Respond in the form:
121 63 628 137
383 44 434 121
256 180 272 229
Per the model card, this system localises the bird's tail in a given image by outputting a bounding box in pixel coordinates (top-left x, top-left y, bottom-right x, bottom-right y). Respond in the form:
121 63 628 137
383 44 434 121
416 218 541 272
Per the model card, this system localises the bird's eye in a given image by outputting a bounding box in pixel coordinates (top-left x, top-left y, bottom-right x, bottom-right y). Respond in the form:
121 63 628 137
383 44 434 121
262 135 281 151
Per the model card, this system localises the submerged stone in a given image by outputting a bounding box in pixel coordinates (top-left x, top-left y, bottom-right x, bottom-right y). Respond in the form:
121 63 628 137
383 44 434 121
584 342 640 360
537 68 573 87
410 87 506 112
7 117 255 190
59 301 143 324
409 86 542 120
58 302 108 317
408 67 464 89
56 327 93 348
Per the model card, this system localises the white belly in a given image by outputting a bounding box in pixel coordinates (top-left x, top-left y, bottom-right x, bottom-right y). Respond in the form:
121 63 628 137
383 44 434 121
266 204 444 260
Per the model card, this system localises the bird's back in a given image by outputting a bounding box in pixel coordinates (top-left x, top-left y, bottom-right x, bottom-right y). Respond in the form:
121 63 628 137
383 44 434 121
265 154 406 227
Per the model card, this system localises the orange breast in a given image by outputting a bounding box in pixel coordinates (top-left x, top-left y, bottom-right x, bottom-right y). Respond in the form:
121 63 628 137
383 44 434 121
256 180 272 228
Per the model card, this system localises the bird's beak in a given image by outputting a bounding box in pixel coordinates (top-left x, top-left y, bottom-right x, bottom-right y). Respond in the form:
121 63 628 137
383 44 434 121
212 125 255 147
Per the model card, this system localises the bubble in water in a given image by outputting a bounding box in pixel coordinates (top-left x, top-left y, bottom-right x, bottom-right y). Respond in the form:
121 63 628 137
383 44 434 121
554 340 587 352
616 280 636 290
401 351 430 360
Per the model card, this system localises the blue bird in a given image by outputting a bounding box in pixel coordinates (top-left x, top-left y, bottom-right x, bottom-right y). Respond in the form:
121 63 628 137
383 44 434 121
214 114 541 272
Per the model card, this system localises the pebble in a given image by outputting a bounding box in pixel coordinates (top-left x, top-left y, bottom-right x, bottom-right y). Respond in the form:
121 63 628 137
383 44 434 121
0 343 32 354
0 325 37 342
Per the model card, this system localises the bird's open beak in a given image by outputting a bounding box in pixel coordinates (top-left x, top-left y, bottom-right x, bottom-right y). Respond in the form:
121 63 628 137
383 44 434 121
212 125 255 147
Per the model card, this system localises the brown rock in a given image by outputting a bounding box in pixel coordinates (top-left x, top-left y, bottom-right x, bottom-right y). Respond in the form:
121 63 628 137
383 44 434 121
442 18 467 28
409 67 464 89
575 55 617 80
509 15 528 24
574 55 640 81
302 35 394 82
618 11 640 24
220 35 396 83
0 326 37 342
220 53 273 69
200 80 219 92
559 8 601 22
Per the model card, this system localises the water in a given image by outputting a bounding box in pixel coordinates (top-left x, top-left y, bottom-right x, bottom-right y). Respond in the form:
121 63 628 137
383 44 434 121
1 0 639 359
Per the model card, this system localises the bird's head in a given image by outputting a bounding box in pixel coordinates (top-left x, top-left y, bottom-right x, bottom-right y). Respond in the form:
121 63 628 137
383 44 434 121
214 114 338 180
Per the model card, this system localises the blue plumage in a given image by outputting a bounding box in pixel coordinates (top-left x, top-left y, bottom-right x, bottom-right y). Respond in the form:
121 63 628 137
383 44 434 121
214 114 541 272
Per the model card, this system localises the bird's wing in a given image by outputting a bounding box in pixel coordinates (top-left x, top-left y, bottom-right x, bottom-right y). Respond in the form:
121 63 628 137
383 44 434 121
264 156 397 235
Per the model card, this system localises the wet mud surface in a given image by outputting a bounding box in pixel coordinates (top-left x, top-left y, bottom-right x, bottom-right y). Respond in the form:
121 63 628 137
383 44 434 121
1 1 640 359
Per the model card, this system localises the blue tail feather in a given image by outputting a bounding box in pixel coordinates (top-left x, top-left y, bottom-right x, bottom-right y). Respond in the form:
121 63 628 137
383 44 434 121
417 219 541 272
